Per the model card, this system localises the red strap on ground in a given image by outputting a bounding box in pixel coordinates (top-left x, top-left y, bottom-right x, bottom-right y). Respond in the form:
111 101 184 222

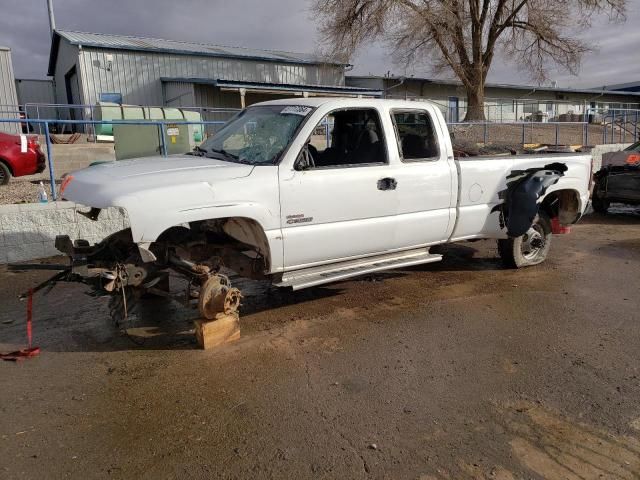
1 289 40 362
27 288 33 349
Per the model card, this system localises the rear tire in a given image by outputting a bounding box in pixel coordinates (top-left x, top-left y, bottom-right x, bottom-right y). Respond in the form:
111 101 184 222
498 213 552 268
0 162 11 185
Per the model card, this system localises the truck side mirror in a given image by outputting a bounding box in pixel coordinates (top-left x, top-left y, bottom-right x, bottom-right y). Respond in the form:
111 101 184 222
295 143 315 171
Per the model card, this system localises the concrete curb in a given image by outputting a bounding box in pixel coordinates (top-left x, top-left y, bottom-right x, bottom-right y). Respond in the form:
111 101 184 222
0 201 129 264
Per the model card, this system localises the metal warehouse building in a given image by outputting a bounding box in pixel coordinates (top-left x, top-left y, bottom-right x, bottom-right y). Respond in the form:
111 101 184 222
15 78 56 106
347 75 640 123
0 46 19 133
47 30 380 117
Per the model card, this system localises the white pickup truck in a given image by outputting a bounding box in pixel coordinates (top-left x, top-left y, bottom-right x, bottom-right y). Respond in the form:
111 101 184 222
56 98 591 321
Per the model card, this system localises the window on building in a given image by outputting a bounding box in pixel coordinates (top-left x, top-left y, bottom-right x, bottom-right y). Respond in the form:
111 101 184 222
497 100 513 113
99 92 123 104
391 110 440 161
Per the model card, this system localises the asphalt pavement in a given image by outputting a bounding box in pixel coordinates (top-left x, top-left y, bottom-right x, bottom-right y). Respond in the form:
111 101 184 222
1 209 639 479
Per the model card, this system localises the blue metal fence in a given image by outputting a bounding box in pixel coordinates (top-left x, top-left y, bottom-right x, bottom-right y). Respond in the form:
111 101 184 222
0 117 226 201
5 103 239 137
1 113 638 202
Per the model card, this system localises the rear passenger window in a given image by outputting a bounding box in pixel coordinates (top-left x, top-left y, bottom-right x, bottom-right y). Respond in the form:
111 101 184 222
392 110 440 161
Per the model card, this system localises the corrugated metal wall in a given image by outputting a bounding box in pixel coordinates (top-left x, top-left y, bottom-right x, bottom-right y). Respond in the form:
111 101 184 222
76 44 345 107
15 79 56 105
194 85 241 109
163 81 195 107
15 79 57 120
52 41 81 120
0 47 20 134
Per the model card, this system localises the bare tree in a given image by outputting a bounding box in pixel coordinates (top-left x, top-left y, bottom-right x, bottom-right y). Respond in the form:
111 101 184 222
313 0 626 120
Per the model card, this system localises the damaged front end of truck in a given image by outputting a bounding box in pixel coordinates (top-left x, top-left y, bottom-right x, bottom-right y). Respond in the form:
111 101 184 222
22 215 269 334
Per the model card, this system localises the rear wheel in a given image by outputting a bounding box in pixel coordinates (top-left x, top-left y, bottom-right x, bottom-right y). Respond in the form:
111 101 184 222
0 162 11 185
498 213 552 268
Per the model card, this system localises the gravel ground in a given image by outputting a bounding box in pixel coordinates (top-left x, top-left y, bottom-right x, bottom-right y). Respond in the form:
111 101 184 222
0 179 58 205
0 210 639 479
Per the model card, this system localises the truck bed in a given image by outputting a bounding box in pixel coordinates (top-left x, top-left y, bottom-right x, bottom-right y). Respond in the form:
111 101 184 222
450 153 592 241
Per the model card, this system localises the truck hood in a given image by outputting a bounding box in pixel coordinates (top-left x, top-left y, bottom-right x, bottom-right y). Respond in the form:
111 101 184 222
61 155 255 208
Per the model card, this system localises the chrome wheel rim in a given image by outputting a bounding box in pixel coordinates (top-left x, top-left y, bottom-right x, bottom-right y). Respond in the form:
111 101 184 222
521 225 545 260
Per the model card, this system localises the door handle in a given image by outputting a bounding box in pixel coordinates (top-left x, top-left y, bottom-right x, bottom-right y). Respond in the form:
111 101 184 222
377 177 397 191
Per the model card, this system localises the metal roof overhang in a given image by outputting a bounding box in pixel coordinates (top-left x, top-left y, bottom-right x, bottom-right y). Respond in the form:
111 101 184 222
161 77 383 97
48 30 350 76
346 75 640 99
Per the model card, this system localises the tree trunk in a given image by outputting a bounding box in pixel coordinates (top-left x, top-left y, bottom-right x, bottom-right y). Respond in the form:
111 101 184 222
463 85 486 122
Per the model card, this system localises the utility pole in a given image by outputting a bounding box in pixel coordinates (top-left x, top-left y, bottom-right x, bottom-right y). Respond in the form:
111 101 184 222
47 0 56 37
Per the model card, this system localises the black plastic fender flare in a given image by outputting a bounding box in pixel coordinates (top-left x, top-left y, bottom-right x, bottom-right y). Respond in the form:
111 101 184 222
492 162 568 238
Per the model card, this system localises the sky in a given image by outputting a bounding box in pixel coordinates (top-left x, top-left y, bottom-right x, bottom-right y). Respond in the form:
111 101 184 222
0 0 638 89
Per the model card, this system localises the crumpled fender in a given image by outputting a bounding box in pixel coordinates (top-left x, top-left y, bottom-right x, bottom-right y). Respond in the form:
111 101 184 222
492 162 568 237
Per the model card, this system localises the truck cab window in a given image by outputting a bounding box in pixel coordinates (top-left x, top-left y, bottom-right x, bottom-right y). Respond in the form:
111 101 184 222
306 109 387 168
392 110 440 161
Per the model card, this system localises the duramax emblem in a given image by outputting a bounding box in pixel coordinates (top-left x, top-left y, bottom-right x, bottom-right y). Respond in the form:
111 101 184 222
286 214 313 224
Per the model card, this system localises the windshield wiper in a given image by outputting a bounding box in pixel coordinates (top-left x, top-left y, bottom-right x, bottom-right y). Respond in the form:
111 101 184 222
206 148 257 165
205 148 242 162
187 145 207 157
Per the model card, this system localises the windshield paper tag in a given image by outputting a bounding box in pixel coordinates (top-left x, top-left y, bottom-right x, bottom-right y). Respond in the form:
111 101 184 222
281 106 313 116
20 135 27 153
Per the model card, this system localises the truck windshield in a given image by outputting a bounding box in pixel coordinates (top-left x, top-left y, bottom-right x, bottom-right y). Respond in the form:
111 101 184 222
198 105 314 165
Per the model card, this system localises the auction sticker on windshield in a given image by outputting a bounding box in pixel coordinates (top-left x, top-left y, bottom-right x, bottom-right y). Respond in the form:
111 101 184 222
281 106 313 116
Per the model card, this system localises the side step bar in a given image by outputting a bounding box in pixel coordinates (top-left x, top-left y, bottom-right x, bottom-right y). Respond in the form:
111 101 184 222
275 249 442 290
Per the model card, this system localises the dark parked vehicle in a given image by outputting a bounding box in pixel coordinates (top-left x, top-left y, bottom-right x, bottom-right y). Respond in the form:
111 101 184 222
19 110 34 133
0 132 46 185
592 140 640 213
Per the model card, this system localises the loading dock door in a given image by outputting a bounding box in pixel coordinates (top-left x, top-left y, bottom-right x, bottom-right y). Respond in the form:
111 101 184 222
64 66 82 132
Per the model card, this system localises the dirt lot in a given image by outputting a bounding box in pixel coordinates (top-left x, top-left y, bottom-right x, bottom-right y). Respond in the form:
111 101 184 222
1 210 639 479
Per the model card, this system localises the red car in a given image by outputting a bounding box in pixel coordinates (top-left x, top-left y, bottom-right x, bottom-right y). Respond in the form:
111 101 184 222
0 131 46 185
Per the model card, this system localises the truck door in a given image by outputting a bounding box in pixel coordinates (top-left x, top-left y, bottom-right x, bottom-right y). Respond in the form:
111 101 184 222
278 107 398 270
388 108 456 249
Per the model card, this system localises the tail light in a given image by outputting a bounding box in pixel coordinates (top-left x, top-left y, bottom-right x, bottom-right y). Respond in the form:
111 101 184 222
27 135 39 149
15 135 40 149
626 153 640 166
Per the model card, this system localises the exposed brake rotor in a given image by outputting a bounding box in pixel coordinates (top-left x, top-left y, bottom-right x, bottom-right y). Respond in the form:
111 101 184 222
198 274 243 320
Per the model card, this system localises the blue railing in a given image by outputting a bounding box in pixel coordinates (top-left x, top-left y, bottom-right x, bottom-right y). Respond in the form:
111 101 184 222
0 118 226 201
601 110 639 144
2 103 239 136
1 115 638 202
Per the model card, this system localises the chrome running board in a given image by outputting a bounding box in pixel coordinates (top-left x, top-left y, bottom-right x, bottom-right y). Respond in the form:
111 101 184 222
276 249 442 290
